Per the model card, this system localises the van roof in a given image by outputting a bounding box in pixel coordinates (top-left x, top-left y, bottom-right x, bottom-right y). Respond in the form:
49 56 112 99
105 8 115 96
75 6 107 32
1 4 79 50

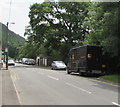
70 45 100 51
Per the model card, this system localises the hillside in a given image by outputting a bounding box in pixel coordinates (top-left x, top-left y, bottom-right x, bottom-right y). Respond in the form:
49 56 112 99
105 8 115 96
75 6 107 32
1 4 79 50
0 22 26 58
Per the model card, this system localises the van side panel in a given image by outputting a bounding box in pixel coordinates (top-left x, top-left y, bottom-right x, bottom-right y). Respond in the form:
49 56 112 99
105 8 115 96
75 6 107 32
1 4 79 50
69 46 87 72
77 47 87 70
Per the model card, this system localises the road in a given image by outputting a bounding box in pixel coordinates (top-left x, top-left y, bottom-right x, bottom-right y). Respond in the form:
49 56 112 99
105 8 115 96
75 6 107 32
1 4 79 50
0 67 2 106
7 63 119 106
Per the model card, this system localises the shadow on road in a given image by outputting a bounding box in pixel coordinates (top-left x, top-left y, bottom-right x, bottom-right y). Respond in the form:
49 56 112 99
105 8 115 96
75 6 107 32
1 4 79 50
70 73 101 78
10 63 37 69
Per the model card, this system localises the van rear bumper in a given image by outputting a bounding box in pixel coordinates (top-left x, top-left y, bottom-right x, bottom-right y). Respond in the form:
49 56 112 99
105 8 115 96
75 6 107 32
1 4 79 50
68 67 106 75
86 69 106 75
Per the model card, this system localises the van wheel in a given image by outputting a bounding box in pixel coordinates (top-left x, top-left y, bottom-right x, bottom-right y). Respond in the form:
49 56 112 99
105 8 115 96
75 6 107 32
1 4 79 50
79 71 83 76
67 69 71 74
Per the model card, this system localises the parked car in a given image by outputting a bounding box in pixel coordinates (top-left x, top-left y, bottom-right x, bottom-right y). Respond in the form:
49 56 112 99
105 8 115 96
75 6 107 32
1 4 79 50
0 60 3 68
8 60 15 66
18 60 22 63
51 61 66 70
26 59 36 65
22 58 28 64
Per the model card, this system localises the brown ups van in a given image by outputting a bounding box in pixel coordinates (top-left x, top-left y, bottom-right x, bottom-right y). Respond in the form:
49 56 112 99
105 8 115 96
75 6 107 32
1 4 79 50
67 45 107 75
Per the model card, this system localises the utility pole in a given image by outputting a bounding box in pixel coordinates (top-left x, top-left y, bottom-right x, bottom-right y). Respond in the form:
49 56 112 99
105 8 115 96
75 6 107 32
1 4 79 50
0 23 2 62
5 22 9 70
5 22 15 70
5 0 14 70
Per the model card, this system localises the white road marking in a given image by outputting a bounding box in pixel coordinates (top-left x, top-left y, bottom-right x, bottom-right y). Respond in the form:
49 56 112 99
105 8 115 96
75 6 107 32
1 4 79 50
112 102 120 107
66 82 92 94
11 75 22 105
47 75 59 80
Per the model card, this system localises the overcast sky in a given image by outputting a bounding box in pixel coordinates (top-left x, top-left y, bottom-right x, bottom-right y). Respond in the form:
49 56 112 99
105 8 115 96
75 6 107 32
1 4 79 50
0 0 44 39
0 0 118 39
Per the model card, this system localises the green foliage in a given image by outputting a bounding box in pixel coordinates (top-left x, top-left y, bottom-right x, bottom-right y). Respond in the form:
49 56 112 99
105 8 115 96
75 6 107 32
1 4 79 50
1 23 25 58
17 42 39 59
84 2 119 55
83 2 119 71
100 75 120 83
25 2 90 61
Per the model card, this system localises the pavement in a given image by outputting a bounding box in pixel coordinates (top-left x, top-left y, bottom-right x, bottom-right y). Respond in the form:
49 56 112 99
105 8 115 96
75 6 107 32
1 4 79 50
0 64 20 106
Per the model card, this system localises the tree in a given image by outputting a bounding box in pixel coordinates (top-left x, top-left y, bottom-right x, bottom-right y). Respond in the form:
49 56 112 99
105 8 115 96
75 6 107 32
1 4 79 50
25 2 90 62
17 41 40 59
83 2 119 71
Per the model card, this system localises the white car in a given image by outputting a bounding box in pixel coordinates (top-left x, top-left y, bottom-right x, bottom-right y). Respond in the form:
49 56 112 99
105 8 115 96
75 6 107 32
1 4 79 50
26 59 36 65
51 61 66 70
8 60 15 66
0 60 3 68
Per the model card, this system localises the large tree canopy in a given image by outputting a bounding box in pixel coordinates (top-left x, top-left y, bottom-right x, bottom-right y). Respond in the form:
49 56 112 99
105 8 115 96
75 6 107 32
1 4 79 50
84 2 119 56
24 2 90 62
28 2 90 44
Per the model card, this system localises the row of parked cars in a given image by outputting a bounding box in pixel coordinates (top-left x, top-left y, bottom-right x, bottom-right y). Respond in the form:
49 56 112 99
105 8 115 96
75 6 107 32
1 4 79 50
20 58 67 70
1 58 67 70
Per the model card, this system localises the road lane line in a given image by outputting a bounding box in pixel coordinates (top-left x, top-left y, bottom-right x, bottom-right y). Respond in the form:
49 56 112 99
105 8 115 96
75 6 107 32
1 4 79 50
47 75 59 80
112 102 120 107
66 82 92 94
11 75 22 105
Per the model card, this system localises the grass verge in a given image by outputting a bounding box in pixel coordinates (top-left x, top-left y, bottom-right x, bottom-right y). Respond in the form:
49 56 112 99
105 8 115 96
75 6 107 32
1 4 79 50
100 74 120 83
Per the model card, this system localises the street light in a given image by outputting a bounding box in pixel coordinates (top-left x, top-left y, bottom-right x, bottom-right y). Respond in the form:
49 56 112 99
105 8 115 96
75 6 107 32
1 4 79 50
6 22 15 70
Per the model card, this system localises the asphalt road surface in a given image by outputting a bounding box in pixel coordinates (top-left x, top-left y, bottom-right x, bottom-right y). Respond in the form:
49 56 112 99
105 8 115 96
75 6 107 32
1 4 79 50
0 68 2 106
8 63 119 106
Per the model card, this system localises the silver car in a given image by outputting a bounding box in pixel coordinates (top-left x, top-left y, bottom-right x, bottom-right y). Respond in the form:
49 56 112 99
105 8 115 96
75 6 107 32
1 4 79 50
0 60 3 68
51 61 66 70
26 59 35 65
8 60 15 66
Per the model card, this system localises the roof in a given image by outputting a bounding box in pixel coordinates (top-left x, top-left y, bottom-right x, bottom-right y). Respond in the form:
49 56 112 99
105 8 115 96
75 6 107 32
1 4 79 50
70 45 100 51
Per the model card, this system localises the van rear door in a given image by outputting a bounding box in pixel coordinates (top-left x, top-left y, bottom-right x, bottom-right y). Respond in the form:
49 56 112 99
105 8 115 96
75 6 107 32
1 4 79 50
87 46 102 71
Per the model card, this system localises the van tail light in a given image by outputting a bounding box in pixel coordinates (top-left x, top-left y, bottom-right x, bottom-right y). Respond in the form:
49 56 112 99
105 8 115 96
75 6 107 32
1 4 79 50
88 54 92 59
102 64 106 68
